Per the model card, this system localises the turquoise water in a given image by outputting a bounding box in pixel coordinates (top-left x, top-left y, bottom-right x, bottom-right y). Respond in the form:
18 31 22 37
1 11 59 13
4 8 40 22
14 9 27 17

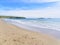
4 18 60 39
4 18 60 31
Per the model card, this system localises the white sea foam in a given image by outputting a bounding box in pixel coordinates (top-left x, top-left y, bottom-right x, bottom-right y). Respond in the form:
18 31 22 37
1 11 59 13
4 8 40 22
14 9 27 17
4 19 60 31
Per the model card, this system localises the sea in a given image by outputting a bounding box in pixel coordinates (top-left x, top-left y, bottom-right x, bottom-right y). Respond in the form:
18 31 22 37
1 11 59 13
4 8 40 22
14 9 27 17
4 18 60 31
4 18 60 39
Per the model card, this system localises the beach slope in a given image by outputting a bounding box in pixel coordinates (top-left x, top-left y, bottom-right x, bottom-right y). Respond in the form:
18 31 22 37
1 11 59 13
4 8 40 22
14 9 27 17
0 20 60 45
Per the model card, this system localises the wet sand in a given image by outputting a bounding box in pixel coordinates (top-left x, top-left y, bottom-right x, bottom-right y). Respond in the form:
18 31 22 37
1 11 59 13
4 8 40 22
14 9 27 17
0 20 60 45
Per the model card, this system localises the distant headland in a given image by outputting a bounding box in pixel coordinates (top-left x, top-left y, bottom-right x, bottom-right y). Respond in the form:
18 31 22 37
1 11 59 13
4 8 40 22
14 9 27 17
0 16 26 19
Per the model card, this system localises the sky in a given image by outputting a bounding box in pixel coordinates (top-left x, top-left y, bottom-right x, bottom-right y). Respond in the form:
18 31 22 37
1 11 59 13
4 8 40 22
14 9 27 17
0 0 60 18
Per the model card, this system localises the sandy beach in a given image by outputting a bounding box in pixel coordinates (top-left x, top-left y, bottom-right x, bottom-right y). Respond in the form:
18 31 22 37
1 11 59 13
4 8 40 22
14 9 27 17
0 20 60 45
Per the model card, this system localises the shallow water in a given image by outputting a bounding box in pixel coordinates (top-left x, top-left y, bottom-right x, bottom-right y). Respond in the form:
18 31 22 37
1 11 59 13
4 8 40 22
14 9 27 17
4 18 60 31
4 18 60 39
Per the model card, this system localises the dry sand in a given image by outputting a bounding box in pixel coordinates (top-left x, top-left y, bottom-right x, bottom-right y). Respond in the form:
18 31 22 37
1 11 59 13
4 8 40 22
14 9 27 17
0 20 60 45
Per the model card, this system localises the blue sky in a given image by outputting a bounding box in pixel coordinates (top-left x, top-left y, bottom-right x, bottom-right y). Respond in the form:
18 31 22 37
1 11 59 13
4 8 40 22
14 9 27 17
0 0 60 18
0 1 56 10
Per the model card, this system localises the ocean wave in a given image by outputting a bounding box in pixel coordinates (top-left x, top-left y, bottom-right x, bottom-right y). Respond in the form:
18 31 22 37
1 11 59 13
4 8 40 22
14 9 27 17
4 19 60 31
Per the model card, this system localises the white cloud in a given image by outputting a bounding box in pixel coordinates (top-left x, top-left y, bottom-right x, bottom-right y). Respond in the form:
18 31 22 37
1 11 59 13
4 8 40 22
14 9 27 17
21 0 60 3
0 7 60 18
0 1 60 18
1 0 60 3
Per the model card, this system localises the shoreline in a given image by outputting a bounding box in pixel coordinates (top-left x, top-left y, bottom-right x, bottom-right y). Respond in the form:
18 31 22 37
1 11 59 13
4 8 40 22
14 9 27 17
0 19 60 45
3 19 60 39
